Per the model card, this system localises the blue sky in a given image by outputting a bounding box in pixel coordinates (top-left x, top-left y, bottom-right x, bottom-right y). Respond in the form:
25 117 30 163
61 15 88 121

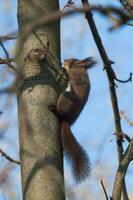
0 0 133 199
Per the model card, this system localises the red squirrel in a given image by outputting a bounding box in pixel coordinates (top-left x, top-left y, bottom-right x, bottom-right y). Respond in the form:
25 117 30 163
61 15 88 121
50 57 96 182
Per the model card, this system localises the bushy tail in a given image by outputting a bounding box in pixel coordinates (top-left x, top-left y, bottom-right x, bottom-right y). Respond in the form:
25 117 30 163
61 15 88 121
61 121 91 182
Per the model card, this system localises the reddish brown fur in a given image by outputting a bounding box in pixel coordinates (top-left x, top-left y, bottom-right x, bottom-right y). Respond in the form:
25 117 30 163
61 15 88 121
61 121 91 182
50 57 95 182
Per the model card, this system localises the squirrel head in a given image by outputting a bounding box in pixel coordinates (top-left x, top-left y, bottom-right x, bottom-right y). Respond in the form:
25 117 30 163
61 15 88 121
63 57 96 71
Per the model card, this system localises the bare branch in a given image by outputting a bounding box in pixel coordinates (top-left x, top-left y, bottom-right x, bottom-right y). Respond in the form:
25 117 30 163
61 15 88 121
0 32 17 42
119 0 133 15
0 87 16 95
112 139 133 200
0 58 17 72
62 0 76 11
101 180 109 200
0 149 20 165
0 40 9 58
17 5 133 59
120 110 133 127
123 133 132 142
115 72 132 83
80 1 130 199
109 15 133 28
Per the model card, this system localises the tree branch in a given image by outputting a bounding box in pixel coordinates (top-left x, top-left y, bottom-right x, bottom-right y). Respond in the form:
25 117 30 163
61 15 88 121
0 32 17 41
80 1 130 200
101 180 109 200
0 40 9 58
119 0 133 15
0 148 20 165
0 58 17 72
17 5 133 59
112 139 133 199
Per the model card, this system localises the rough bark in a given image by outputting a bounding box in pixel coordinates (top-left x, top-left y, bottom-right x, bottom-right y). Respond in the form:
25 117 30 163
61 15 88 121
17 1 65 200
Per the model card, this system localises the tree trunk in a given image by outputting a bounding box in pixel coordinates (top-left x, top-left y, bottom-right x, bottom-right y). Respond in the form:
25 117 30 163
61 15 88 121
17 1 65 200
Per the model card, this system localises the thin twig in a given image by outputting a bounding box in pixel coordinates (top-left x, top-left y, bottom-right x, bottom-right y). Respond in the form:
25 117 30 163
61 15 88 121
33 31 61 66
0 32 17 41
119 0 133 15
0 58 17 72
17 5 133 59
0 40 9 58
101 180 109 200
0 163 13 184
0 86 16 94
123 133 131 142
110 15 133 28
61 0 76 12
0 148 20 165
115 72 132 83
120 110 133 127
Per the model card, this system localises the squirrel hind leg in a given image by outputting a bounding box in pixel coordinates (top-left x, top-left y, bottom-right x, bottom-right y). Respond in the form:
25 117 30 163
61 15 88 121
61 121 91 182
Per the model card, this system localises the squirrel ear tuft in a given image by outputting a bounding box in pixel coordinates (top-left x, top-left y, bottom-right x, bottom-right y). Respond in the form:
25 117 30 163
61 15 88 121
82 57 97 69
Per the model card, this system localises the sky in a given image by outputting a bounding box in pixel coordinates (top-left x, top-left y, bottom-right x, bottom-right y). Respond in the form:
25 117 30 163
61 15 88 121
0 0 133 199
